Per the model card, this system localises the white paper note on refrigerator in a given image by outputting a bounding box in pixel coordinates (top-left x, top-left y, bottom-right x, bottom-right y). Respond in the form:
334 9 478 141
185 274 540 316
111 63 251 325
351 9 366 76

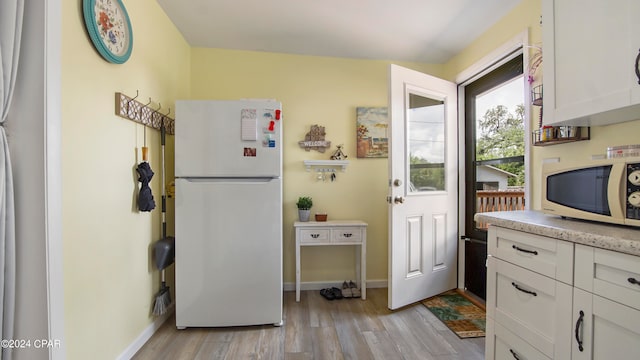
241 109 257 141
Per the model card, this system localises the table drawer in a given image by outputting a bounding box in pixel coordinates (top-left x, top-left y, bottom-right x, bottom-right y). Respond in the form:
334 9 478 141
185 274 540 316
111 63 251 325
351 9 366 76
299 229 330 243
489 226 573 284
575 244 640 311
487 257 573 358
332 227 362 242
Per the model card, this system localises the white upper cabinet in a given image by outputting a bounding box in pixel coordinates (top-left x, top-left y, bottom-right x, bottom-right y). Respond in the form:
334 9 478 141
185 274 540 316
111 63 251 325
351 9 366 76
543 0 640 126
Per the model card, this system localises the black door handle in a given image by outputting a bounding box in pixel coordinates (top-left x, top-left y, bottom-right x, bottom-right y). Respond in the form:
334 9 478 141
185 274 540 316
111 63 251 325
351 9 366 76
512 282 538 296
509 349 521 360
575 310 585 352
512 244 538 255
635 48 640 85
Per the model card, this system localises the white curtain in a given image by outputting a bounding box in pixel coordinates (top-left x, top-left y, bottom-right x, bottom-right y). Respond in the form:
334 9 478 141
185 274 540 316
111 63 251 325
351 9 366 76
0 1 24 359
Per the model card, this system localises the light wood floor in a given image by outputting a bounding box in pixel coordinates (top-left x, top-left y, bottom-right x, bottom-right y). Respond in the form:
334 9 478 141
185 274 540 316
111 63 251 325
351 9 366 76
132 288 485 359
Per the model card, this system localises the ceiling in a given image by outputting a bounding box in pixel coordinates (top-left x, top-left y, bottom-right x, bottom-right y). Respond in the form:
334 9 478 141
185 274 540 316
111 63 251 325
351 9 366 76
156 0 523 64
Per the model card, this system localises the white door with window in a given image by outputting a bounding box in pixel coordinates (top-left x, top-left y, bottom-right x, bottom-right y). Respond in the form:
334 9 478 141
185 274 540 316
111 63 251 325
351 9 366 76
388 64 458 309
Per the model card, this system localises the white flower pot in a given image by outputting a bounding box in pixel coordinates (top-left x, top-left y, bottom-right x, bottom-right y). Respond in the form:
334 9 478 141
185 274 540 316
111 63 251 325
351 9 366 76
298 209 311 222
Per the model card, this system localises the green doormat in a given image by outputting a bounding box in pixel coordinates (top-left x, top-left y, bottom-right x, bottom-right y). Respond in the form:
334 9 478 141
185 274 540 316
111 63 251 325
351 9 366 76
421 290 486 338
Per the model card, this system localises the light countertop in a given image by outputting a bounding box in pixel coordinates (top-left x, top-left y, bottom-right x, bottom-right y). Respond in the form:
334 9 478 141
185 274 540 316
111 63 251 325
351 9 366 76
474 210 640 257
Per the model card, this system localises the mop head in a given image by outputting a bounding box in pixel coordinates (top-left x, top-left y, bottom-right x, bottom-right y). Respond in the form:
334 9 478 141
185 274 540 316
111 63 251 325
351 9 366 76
152 283 172 316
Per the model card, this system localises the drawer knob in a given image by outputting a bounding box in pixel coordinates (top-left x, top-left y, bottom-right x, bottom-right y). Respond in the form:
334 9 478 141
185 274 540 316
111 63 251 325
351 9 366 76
512 244 538 255
311 234 320 238
511 282 537 297
509 349 521 360
628 277 640 286
575 310 585 352
343 233 353 238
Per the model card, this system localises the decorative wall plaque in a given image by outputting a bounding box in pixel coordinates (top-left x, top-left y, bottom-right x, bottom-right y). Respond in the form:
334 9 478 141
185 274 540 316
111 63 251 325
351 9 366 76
298 125 331 153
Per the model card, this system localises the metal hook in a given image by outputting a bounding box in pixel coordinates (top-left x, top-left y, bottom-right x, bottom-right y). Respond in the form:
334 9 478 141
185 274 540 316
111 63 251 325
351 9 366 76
151 103 162 116
140 98 152 123
126 90 139 119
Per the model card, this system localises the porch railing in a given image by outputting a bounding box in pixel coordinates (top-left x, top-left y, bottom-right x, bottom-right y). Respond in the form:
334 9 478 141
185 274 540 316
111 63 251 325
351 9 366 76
476 190 525 229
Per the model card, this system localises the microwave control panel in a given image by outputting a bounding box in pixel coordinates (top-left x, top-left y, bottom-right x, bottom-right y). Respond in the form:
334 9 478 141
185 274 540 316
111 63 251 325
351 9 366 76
626 163 640 219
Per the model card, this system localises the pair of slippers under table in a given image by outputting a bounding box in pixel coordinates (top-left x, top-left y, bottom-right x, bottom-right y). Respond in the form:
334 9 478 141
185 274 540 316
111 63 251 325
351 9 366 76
342 281 361 298
320 287 343 300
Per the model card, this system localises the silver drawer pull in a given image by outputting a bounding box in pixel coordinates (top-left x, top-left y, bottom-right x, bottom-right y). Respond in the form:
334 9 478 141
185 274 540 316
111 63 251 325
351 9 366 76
310 234 320 238
343 233 353 238
512 244 538 255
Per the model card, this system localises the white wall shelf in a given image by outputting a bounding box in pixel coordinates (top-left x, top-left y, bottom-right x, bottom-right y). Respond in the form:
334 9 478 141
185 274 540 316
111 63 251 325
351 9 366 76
303 160 349 172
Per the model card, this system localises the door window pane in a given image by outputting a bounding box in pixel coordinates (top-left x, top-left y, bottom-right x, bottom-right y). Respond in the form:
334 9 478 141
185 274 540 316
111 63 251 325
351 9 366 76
407 93 445 193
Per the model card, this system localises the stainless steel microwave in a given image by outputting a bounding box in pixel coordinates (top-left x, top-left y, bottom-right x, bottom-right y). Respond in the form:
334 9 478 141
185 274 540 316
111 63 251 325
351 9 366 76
542 157 640 227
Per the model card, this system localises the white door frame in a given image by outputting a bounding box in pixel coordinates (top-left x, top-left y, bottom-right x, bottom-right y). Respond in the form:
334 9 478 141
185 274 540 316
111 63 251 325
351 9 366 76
45 0 66 358
455 30 530 290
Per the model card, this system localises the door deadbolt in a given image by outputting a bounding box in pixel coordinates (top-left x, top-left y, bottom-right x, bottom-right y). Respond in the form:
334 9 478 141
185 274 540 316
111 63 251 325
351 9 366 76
393 179 402 187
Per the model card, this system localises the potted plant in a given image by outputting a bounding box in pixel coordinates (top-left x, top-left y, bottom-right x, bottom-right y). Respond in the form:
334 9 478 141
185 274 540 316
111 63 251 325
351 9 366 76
296 196 313 222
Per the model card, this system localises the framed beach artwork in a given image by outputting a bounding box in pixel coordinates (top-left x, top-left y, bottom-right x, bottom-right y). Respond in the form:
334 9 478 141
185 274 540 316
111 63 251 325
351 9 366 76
356 107 388 158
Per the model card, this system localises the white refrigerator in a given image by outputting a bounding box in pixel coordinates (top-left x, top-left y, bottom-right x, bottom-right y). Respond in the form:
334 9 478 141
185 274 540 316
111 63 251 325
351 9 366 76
174 99 283 328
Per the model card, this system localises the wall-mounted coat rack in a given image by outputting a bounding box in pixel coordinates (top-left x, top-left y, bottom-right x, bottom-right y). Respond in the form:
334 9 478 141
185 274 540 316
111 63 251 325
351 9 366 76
115 91 175 134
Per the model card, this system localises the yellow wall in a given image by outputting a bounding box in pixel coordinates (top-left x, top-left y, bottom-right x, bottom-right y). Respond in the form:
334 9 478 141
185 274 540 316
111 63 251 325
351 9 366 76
191 49 443 284
442 0 542 82
61 0 189 358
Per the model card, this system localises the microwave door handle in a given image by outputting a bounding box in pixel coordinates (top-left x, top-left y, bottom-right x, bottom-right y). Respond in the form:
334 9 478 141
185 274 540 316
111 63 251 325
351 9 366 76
609 163 626 219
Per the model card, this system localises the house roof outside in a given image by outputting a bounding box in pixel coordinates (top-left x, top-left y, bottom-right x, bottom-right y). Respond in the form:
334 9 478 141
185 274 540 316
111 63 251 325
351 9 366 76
479 164 518 178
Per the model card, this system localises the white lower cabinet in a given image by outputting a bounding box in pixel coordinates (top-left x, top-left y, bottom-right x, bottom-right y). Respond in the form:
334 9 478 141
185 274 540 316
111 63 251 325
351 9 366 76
571 288 640 359
487 256 572 359
570 244 640 359
486 318 552 360
486 226 640 359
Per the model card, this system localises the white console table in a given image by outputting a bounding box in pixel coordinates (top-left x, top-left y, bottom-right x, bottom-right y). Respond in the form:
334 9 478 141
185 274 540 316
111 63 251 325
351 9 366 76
294 220 367 302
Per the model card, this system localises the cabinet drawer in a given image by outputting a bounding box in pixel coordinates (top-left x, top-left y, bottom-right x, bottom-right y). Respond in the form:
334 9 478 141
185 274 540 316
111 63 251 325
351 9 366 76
487 257 572 359
488 227 573 284
486 318 551 360
299 229 330 243
332 227 362 242
575 244 640 311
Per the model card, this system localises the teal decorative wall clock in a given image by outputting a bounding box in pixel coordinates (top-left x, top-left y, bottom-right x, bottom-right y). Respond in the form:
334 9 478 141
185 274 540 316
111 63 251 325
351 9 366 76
83 0 133 64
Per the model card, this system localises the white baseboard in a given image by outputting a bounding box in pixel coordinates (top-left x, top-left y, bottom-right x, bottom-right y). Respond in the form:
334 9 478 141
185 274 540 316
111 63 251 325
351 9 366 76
117 304 175 360
283 279 387 292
